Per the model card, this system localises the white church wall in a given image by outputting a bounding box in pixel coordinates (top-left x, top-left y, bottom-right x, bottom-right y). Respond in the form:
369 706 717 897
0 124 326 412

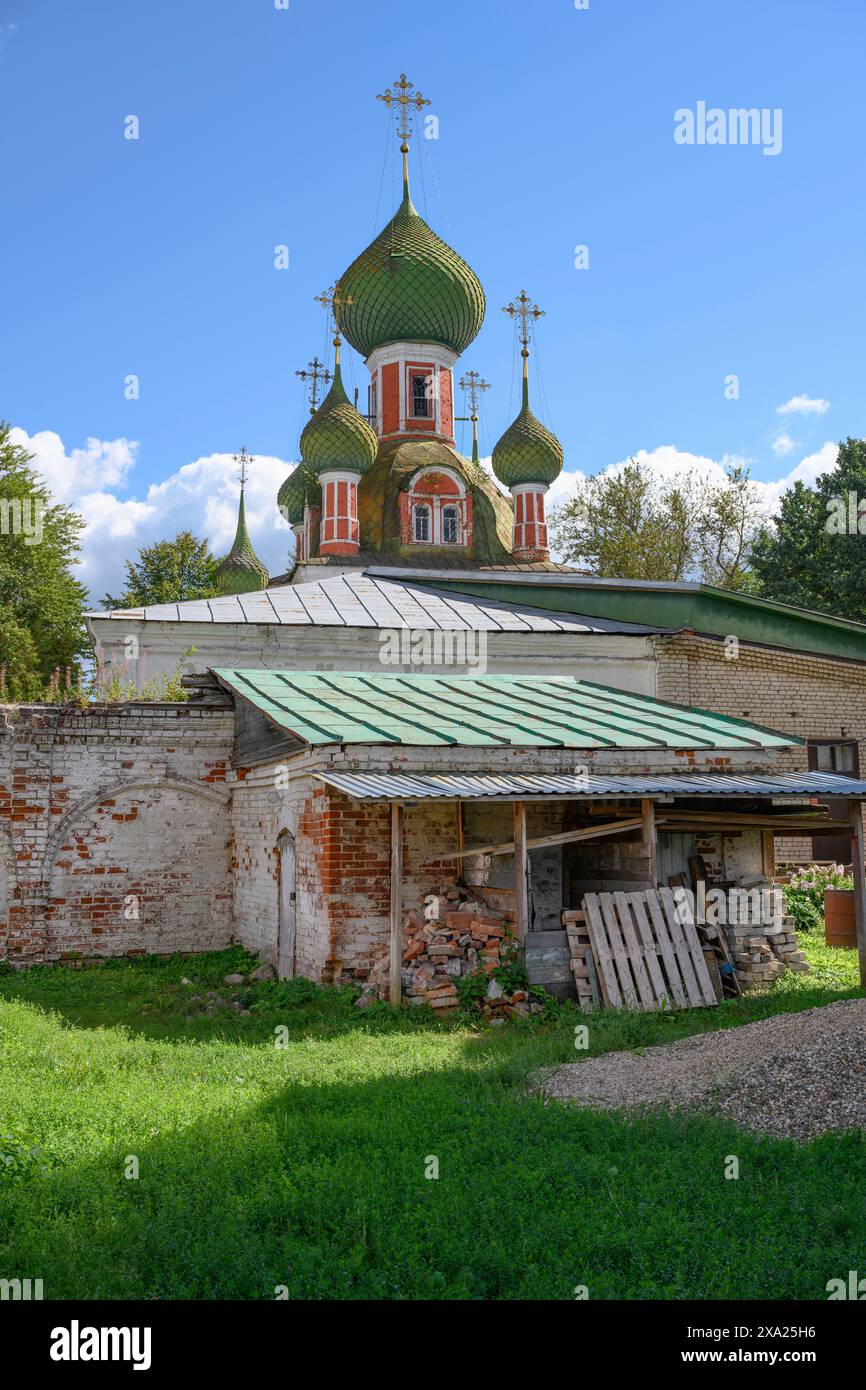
88 620 659 696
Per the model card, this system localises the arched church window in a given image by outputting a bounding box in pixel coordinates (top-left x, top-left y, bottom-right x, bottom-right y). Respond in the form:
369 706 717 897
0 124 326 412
442 505 459 544
413 504 431 542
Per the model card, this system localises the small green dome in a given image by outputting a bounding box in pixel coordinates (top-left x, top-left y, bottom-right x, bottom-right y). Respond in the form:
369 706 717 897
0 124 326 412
299 354 378 479
336 184 485 358
492 373 564 488
278 460 321 526
214 490 269 595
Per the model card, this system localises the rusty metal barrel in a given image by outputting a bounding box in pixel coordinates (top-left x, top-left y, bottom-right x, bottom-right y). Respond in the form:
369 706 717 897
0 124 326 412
824 888 857 948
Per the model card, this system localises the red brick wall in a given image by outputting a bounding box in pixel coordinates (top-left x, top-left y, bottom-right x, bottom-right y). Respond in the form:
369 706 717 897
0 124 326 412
381 362 399 436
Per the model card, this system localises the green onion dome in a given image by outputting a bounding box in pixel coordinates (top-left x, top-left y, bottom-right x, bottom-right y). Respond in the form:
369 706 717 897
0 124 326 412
335 179 485 359
214 489 269 595
298 348 378 479
277 460 321 526
491 370 564 489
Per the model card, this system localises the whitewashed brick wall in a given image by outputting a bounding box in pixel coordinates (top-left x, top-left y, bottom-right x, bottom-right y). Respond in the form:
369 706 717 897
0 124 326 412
0 703 235 963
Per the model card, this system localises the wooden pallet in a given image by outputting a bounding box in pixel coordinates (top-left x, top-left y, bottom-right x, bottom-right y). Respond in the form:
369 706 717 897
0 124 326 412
581 888 717 1011
562 910 601 1012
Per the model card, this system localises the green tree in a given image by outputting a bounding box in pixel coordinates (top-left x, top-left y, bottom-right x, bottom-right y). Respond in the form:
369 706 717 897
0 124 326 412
0 422 88 699
104 531 218 609
699 462 763 590
549 458 762 587
750 438 866 620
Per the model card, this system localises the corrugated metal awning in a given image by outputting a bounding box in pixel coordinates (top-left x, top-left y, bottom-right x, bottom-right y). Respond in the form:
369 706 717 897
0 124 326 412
314 770 866 802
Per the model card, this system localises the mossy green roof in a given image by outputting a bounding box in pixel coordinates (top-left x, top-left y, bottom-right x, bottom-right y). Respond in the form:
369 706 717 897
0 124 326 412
277 459 321 526
492 374 564 488
214 491 269 595
357 437 513 563
299 360 378 479
336 184 485 358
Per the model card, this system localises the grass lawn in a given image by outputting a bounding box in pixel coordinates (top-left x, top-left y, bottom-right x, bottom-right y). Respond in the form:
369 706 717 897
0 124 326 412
1 935 865 1301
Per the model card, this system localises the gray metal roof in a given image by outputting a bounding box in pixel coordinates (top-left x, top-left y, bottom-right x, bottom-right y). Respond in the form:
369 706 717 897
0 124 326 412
314 770 866 802
85 571 661 635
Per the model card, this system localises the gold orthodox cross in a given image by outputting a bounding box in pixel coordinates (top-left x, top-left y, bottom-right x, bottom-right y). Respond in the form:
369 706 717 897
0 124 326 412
232 446 253 488
314 283 354 335
502 290 545 349
295 356 332 413
458 370 491 420
376 73 431 149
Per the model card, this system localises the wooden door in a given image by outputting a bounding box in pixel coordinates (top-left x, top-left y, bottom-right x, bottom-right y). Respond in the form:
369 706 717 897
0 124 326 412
278 832 296 979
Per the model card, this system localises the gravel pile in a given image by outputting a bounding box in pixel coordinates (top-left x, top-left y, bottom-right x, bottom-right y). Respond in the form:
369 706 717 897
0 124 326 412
539 999 866 1141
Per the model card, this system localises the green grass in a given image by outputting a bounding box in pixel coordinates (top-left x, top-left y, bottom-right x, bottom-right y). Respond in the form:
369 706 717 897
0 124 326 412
1 936 865 1300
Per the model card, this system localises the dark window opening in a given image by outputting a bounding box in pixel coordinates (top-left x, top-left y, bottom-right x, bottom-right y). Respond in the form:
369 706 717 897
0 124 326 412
411 374 431 418
413 505 430 542
807 738 859 863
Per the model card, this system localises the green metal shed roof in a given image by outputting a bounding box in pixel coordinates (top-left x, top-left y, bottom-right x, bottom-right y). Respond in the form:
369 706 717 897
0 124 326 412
212 669 802 751
366 570 866 665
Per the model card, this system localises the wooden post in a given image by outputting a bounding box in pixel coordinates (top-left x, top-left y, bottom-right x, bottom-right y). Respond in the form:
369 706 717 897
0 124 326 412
761 828 775 879
641 799 657 887
513 800 528 944
389 802 404 1008
848 800 866 989
456 799 464 882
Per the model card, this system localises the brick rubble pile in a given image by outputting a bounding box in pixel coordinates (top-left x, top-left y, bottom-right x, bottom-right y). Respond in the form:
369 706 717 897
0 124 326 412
362 882 540 1018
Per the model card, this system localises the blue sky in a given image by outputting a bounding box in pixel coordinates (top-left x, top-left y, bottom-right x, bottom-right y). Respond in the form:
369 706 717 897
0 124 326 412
1 0 863 599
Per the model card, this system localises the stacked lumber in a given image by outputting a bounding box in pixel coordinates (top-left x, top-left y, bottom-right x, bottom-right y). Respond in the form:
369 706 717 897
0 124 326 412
693 920 742 999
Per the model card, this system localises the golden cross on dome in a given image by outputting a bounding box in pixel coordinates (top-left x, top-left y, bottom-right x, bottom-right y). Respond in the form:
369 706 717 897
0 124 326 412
502 290 545 350
376 73 430 150
232 446 253 489
459 370 491 419
295 356 332 414
314 282 354 337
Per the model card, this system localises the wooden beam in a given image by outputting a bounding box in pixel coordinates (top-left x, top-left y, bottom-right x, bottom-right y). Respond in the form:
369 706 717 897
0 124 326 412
389 802 404 1009
849 800 866 989
451 814 650 860
589 805 836 827
656 806 839 822
513 801 528 945
641 799 657 888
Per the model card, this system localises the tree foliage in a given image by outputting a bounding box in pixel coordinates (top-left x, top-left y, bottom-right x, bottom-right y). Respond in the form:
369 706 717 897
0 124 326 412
0 422 88 700
750 438 866 620
549 459 762 588
103 531 218 609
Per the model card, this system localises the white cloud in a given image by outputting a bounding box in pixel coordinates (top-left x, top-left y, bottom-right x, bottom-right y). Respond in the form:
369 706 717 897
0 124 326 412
12 429 139 503
776 394 830 417
757 441 839 510
771 430 798 457
11 427 295 602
